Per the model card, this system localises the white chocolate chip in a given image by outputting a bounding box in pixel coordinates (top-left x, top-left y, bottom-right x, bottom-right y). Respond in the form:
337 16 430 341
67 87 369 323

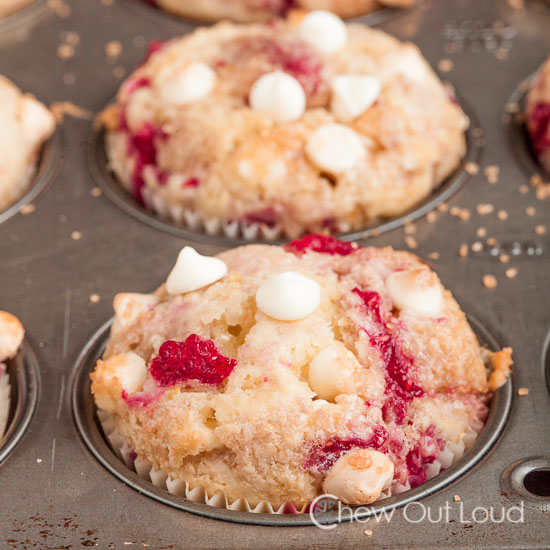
308 342 361 401
330 75 381 123
249 71 306 123
112 292 158 332
298 10 347 55
166 247 227 295
385 269 443 318
159 62 216 105
256 272 320 321
323 449 394 505
306 123 365 173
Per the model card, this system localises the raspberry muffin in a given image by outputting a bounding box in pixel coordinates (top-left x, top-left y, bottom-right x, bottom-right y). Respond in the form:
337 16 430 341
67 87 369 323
147 0 414 23
526 55 550 173
91 236 511 509
0 0 32 18
0 76 56 212
100 11 468 239
0 312 24 440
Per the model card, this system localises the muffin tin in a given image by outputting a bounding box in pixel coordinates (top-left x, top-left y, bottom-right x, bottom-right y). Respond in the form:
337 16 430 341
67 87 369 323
0 0 549 547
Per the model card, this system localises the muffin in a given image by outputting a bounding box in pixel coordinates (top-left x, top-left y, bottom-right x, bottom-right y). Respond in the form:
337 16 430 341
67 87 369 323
100 11 468 239
0 0 32 18
0 312 24 440
526 55 550 172
147 0 414 23
0 75 56 212
91 236 512 509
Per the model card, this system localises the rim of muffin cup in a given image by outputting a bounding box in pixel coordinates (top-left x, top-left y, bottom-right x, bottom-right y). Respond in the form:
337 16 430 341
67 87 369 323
0 339 40 467
71 315 512 526
0 0 48 33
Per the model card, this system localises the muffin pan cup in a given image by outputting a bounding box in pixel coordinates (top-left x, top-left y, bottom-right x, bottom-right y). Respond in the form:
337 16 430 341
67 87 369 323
0 0 550 547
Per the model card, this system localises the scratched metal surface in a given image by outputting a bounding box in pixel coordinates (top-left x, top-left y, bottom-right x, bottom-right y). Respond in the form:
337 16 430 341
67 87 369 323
0 0 549 547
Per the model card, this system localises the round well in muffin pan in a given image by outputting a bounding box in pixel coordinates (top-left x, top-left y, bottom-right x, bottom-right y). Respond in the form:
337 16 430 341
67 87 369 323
89 96 481 245
120 0 420 28
506 73 547 179
0 128 61 226
0 340 40 466
71 316 511 526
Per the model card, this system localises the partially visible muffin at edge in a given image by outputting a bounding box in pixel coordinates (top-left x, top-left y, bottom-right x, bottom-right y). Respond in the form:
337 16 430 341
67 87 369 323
526 54 550 172
0 75 55 212
100 11 468 238
91 236 512 508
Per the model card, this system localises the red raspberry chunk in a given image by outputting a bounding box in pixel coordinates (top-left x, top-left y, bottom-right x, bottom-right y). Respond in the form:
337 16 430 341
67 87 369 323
285 234 358 256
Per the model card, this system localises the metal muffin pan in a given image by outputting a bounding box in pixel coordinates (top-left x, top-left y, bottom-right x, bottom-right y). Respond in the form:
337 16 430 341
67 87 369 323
0 0 549 547
71 317 512 526
89 97 481 245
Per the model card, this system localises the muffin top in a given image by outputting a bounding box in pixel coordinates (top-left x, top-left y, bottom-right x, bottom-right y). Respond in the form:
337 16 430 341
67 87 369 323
154 0 414 23
526 54 550 173
102 12 467 237
91 237 511 508
0 76 55 212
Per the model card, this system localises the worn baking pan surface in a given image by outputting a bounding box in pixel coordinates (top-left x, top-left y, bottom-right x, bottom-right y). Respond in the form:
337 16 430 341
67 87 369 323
0 0 549 548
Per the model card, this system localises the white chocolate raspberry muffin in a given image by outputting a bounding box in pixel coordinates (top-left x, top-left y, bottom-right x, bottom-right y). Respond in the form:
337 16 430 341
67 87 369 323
0 311 24 440
0 0 32 18
0 76 56 212
526 55 550 172
91 236 511 509
100 11 468 239
148 0 414 23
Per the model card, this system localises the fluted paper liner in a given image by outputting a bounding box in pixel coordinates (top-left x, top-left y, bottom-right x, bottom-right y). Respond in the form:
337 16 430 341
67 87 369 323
97 408 482 514
0 364 11 440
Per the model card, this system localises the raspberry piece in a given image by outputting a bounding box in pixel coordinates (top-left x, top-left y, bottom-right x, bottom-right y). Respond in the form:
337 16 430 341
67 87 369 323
150 335 237 387
285 234 358 256
353 289 424 424
405 426 445 488
528 101 550 156
304 427 388 473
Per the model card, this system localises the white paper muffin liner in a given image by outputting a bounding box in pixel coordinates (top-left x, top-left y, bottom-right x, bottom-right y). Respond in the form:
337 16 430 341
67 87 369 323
97 408 482 514
0 363 11 441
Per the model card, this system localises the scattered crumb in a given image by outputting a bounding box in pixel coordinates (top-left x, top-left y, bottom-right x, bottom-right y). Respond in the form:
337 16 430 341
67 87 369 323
89 294 101 303
404 223 416 235
518 387 529 396
113 66 126 79
19 203 35 215
57 43 75 59
454 495 461 502
405 236 417 249
459 243 468 258
526 206 536 216
535 224 547 235
495 49 508 61
483 274 498 289
50 101 93 123
471 242 483 252
364 530 373 536
58 214 68 223
60 30 80 46
450 207 471 221
426 211 437 223
465 162 479 175
530 174 542 187
91 187 102 197
486 237 497 246
497 209 509 221
438 58 454 72
499 253 510 263
427 252 440 260
506 267 518 279
105 40 122 58
36 458 42 463
484 165 500 184
476 227 487 238
133 35 146 48
519 184 529 194
505 102 520 114
535 183 550 200
47 0 71 16
71 231 82 241
477 203 494 215
437 203 449 212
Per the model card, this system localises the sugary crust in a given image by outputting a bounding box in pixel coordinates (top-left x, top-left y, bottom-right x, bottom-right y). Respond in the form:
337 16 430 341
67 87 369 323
0 75 56 212
526 55 550 172
155 0 414 22
91 244 504 507
103 19 467 237
0 311 24 361
0 0 32 18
